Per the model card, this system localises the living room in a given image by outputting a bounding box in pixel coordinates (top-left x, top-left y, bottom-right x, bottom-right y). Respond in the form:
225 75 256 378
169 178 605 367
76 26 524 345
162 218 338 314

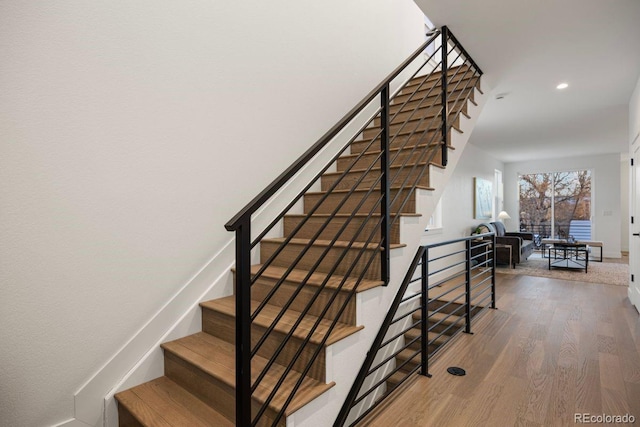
419 0 637 300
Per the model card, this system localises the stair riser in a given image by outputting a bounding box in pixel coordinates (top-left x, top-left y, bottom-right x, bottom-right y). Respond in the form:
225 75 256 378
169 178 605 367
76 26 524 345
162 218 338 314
427 317 463 335
389 96 467 116
201 307 327 382
283 215 401 245
117 406 143 427
404 333 457 354
337 145 441 171
392 87 475 109
399 76 479 100
164 352 283 427
402 72 476 93
395 347 440 372
350 132 445 155
376 103 467 126
249 276 356 325
260 241 381 281
362 116 455 140
303 189 417 215
428 300 487 318
320 165 430 192
398 72 472 94
428 299 466 316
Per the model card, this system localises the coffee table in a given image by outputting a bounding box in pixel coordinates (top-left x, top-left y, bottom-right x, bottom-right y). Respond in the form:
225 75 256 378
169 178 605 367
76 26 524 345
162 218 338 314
548 242 589 272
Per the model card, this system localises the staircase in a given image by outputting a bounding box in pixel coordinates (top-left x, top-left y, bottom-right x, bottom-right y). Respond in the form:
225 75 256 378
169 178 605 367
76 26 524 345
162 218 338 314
115 28 484 427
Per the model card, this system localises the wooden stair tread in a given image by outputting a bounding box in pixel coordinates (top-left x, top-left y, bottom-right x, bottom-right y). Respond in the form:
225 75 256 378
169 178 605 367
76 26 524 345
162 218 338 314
383 107 470 123
343 141 446 155
322 161 441 178
393 85 474 100
304 186 434 197
161 332 334 416
284 213 421 218
413 309 462 324
386 369 418 386
249 264 384 293
404 328 451 344
260 237 406 250
364 123 463 138
115 376 234 427
200 297 363 346
395 346 422 364
350 141 456 151
404 66 473 86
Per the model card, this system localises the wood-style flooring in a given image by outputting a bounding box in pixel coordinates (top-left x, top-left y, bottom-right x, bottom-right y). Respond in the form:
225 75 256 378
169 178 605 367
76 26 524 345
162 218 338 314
358 273 640 426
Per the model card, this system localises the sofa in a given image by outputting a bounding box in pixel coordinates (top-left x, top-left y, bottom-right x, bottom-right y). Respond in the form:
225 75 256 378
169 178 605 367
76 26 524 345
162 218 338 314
489 221 535 266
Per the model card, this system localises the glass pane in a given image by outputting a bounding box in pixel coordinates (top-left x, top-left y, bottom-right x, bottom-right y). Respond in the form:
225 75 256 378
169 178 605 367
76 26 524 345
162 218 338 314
553 170 591 240
518 173 553 241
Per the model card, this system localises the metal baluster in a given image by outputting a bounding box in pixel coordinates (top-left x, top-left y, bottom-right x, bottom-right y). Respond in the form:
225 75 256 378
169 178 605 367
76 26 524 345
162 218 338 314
234 218 252 427
440 26 449 167
420 248 431 377
465 239 472 334
491 233 497 309
380 85 391 284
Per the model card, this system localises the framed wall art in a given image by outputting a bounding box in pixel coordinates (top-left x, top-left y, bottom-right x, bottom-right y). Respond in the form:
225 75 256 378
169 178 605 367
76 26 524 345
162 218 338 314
474 177 493 220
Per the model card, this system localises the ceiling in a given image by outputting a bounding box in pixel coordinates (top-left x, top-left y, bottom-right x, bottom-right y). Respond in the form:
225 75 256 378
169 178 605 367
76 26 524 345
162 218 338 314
415 0 640 163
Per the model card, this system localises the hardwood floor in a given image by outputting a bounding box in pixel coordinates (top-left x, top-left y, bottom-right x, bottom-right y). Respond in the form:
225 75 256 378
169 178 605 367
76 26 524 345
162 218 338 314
358 274 640 426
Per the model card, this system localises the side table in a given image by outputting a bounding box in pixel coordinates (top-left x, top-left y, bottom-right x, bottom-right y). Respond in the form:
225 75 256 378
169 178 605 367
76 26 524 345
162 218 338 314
495 243 513 268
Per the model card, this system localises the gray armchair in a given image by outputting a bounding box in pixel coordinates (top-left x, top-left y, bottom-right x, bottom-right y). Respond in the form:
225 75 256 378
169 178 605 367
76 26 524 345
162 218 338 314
490 221 534 265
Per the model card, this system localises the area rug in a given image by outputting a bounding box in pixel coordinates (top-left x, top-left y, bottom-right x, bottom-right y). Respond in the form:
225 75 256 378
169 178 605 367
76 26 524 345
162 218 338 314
496 258 629 286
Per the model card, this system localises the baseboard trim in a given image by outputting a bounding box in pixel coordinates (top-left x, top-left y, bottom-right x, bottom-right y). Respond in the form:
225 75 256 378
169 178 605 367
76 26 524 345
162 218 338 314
53 419 92 427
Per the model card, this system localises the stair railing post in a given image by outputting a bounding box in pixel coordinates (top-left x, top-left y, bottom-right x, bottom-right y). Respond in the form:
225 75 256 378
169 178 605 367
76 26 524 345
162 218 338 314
420 248 431 377
234 217 252 427
491 233 497 309
440 26 449 167
380 84 391 285
464 238 472 334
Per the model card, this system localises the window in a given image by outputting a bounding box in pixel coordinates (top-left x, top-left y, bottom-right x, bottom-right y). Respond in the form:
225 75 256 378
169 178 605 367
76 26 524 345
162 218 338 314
494 169 503 220
518 170 592 240
426 199 443 232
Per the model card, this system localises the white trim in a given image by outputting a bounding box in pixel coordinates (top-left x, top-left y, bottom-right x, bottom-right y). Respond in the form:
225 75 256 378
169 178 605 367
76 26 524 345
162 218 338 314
53 419 92 427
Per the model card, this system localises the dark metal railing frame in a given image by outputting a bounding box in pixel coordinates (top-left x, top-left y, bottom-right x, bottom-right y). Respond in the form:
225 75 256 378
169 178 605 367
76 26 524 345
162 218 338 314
225 26 483 427
334 232 496 427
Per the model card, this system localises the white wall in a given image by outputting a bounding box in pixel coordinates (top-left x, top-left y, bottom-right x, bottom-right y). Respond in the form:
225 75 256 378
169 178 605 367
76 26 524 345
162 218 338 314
0 1 426 425
621 155 630 252
422 143 505 243
629 75 640 309
631 76 640 145
503 154 622 258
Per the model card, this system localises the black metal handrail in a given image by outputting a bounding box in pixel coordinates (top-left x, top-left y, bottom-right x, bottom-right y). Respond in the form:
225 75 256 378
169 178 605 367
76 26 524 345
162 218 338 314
334 232 496 426
224 26 483 427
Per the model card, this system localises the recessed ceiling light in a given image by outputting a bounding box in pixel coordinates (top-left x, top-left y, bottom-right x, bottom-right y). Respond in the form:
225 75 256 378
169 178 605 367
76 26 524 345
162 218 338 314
556 83 569 89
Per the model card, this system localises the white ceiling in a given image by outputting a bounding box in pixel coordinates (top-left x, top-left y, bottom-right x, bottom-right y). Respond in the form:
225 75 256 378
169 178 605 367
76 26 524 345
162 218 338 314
415 0 640 163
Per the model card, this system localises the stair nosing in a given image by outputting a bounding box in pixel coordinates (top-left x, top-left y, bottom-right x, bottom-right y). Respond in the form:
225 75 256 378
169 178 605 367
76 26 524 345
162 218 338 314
246 264 384 293
259 237 406 250
323 161 441 177
304 186 433 196
161 332 336 416
115 376 234 427
199 297 364 347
